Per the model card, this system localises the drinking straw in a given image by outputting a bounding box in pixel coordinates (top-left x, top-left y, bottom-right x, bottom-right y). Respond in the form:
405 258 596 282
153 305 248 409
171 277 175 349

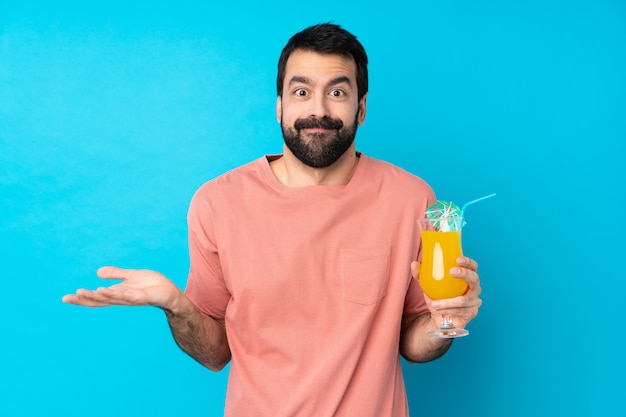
460 193 496 219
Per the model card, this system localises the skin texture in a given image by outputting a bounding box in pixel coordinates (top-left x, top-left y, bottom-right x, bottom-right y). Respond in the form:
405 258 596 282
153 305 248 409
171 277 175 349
62 49 482 368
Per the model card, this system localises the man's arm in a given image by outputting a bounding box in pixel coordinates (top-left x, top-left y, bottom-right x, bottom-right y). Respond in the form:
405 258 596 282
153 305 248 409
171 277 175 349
399 313 453 363
62 266 231 371
163 293 231 371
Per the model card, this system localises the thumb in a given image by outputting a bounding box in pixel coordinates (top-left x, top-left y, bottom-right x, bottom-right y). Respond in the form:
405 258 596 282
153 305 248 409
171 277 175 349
97 266 129 280
410 261 421 280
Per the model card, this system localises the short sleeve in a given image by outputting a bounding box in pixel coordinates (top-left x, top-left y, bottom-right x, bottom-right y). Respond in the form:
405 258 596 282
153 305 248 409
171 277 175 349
184 187 231 324
403 277 429 318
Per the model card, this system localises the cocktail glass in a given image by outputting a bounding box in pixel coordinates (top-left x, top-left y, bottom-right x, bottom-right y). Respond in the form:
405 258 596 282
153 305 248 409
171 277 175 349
416 215 469 338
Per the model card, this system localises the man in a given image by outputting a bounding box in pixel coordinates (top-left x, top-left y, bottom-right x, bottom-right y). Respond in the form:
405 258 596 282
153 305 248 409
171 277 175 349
63 23 482 416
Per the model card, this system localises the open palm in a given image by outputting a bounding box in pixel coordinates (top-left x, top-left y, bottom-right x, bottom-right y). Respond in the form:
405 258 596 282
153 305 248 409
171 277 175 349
62 266 182 310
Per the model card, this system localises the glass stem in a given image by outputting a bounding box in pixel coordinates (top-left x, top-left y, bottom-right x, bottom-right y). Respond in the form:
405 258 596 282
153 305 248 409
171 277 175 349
441 314 454 330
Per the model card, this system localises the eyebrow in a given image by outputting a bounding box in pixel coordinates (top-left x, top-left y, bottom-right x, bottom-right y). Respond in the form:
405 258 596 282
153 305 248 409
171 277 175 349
288 75 353 88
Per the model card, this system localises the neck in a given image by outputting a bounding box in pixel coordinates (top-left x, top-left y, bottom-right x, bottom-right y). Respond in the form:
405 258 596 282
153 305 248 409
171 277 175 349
270 145 360 187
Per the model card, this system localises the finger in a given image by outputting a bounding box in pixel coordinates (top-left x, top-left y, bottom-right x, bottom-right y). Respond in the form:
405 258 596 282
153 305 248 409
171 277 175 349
61 293 113 308
429 299 482 326
79 288 119 302
410 261 420 279
62 294 80 304
435 293 482 309
451 266 480 286
456 256 478 272
95 287 145 305
443 299 481 321
97 266 130 281
74 287 139 306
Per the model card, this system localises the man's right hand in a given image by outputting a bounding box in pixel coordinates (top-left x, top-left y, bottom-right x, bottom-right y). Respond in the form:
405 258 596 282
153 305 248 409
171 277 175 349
62 266 183 312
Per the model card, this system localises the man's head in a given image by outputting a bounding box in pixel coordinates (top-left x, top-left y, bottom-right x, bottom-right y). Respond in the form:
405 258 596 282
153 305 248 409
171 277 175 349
276 23 369 168
277 23 368 102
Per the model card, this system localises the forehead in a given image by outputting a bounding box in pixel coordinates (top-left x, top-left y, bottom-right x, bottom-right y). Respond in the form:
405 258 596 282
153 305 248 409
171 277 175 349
284 50 357 84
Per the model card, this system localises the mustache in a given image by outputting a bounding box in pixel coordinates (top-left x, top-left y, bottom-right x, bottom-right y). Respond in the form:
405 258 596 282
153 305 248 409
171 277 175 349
294 117 344 130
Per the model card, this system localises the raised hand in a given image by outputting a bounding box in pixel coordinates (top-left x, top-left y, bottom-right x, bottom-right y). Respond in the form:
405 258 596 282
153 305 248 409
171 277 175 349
411 256 482 330
62 266 183 311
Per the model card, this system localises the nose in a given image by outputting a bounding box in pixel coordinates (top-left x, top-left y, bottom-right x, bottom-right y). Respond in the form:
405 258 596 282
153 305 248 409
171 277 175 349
307 93 330 118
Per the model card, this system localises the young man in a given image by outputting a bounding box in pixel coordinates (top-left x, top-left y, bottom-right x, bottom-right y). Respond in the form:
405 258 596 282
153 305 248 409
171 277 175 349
63 23 482 416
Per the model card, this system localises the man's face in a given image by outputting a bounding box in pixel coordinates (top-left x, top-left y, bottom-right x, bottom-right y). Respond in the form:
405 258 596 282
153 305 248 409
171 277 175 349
277 50 367 168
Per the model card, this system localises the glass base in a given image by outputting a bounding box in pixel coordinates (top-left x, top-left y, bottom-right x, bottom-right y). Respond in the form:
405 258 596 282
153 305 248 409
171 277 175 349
427 328 469 338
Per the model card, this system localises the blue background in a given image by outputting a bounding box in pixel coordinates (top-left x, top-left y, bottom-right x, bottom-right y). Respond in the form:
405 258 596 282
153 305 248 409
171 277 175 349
1 1 625 416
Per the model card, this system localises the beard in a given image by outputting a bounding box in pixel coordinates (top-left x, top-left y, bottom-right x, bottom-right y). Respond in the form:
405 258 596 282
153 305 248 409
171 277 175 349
281 112 358 168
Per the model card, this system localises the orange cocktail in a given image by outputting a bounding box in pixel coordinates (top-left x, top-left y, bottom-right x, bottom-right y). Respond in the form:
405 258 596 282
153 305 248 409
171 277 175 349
417 196 495 338
418 229 468 300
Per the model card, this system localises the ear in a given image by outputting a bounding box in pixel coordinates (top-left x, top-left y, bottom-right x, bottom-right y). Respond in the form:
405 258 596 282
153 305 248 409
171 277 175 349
276 96 282 124
357 94 367 125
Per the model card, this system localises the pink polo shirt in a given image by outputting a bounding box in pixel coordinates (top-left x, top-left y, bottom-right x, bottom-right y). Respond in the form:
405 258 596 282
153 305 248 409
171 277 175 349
186 154 434 416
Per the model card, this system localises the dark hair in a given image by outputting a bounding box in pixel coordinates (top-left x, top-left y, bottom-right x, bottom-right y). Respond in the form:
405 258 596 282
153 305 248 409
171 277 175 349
276 23 368 101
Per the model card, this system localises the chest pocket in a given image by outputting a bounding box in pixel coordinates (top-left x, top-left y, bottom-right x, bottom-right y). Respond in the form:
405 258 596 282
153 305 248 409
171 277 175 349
340 246 391 305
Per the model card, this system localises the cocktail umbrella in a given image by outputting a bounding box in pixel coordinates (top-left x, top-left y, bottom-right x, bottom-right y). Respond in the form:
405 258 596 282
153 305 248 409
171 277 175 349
425 200 463 232
425 194 496 232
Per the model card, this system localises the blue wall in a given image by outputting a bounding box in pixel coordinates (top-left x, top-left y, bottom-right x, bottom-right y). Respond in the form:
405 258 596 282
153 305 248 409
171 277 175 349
1 1 624 416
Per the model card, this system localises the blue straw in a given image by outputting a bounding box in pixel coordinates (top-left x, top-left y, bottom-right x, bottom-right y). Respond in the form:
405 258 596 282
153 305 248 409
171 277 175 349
460 193 496 219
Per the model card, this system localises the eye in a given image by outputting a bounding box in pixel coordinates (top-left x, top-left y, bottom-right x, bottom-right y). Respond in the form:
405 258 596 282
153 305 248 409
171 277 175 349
329 89 346 98
294 88 308 97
